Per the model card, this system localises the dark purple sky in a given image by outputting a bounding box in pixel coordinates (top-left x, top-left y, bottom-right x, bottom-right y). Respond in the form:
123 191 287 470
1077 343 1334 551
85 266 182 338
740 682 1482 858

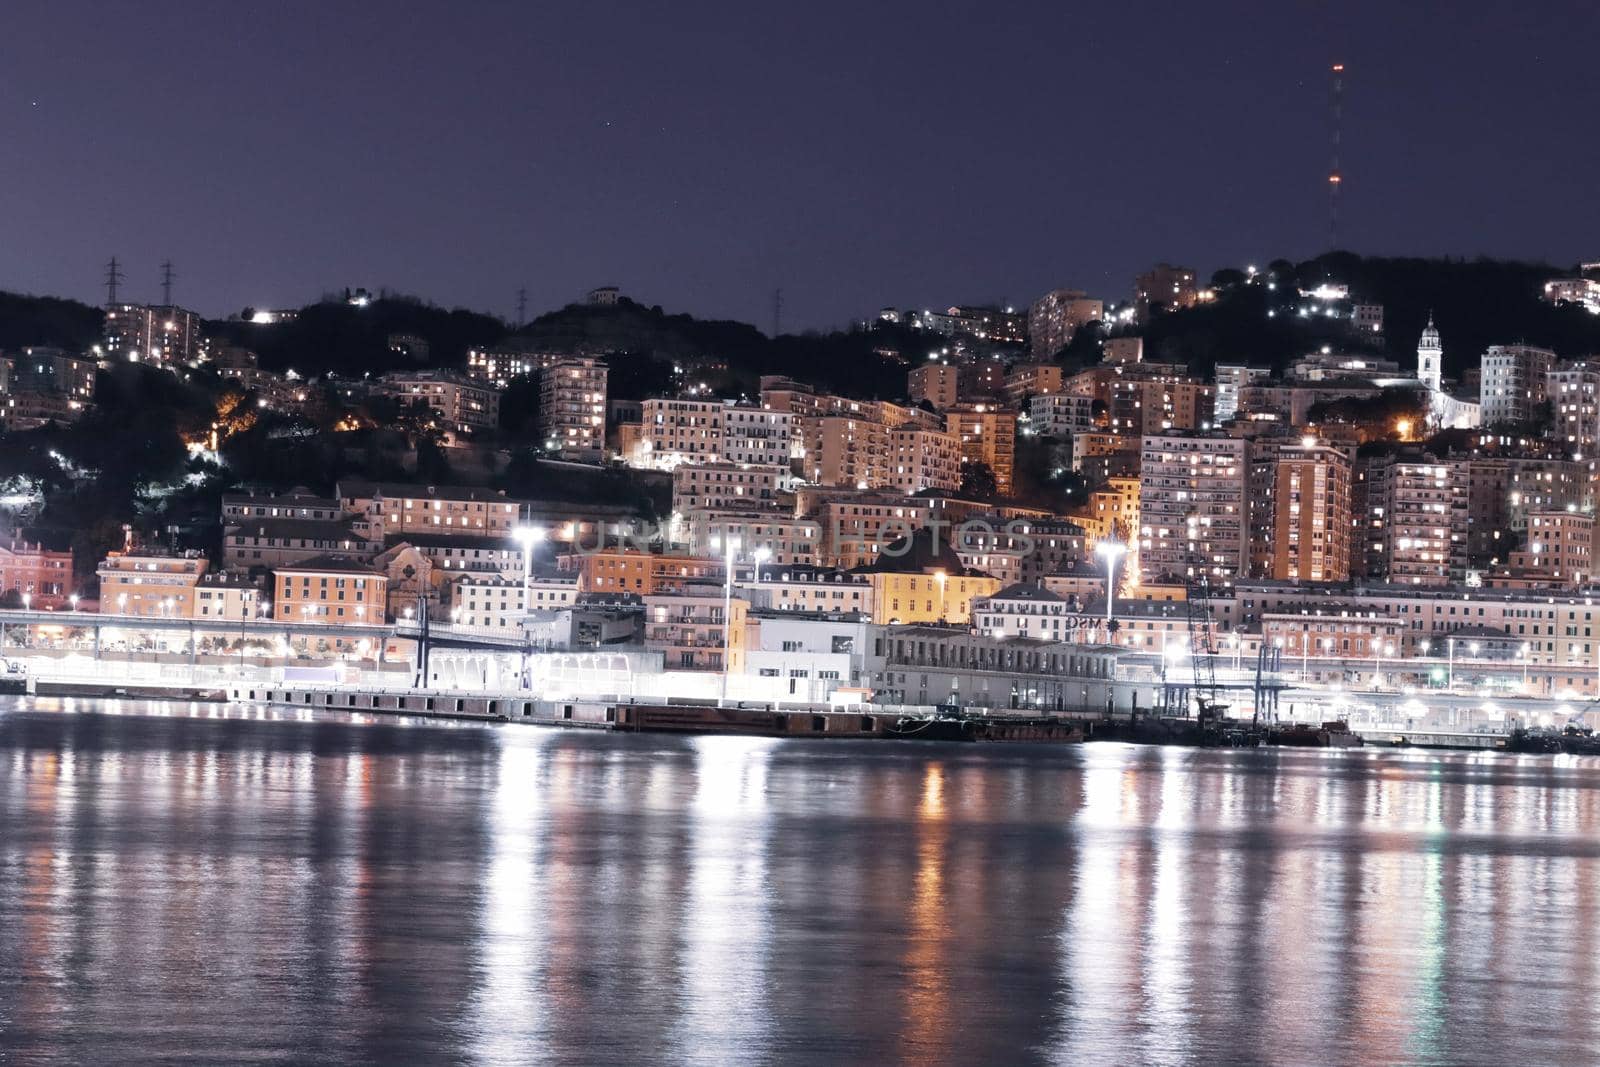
3 1 1596 330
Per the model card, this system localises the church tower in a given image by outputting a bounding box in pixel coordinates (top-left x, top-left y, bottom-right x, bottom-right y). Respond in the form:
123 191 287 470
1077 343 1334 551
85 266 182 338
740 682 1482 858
1417 312 1442 393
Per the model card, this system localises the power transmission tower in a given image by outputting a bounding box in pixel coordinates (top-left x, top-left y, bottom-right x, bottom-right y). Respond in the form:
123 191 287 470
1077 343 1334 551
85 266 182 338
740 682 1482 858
104 256 124 306
516 286 528 327
1328 62 1345 250
160 260 176 306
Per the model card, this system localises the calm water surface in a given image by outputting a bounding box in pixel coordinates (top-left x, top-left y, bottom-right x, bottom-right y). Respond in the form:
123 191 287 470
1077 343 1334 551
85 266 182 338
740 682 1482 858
3 697 1600 1065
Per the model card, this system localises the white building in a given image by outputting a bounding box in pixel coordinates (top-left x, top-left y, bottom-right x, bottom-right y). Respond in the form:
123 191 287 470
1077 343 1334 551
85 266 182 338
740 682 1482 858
1481 343 1555 427
738 563 874 615
1028 393 1097 438
972 582 1078 641
539 357 608 462
671 463 788 513
1213 364 1270 424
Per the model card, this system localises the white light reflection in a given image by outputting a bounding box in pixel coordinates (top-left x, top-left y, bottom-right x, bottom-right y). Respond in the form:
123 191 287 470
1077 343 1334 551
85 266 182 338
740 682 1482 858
466 732 550 1060
668 736 776 1060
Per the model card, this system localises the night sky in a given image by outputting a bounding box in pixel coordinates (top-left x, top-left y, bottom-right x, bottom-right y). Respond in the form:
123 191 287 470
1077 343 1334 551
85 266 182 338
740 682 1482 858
3 1 1596 330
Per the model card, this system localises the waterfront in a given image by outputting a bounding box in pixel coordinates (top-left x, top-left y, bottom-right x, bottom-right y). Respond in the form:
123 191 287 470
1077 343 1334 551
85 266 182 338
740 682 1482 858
4 700 1600 1063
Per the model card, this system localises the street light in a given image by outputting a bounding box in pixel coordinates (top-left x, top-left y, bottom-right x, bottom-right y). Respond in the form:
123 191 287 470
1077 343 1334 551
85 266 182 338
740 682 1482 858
712 535 741 705
21 593 30 611
752 546 771 585
513 526 546 643
1095 541 1126 644
69 593 78 612
933 568 948 623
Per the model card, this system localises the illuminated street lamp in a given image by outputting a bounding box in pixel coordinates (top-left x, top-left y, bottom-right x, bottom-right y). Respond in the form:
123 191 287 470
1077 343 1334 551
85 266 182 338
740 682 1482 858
752 546 771 584
21 593 30 611
512 525 545 594
712 535 741 705
1094 541 1126 643
69 593 79 612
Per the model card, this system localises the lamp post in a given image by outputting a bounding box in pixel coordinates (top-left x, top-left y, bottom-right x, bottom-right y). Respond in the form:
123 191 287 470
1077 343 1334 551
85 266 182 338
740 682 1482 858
1447 637 1454 690
512 525 545 612
1522 641 1531 689
21 593 30 611
933 568 948 623
1095 541 1126 644
714 535 740 705
752 547 771 585
69 593 78 612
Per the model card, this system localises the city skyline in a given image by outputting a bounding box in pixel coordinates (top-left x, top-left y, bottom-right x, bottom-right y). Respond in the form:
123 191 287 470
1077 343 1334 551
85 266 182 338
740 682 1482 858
4 1 1598 329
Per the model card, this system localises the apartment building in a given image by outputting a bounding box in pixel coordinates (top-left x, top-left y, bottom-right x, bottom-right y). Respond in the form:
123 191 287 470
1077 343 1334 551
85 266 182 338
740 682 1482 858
380 370 501 433
738 564 873 615
636 398 725 469
671 463 787 513
1138 432 1248 580
683 511 821 566
908 362 958 410
1002 363 1065 406
465 347 563 388
1028 393 1097 438
0 540 72 608
194 572 261 621
450 572 578 630
103 303 206 366
723 406 794 468
1133 263 1199 321
1480 344 1555 427
1270 440 1352 582
945 404 1017 494
539 357 608 461
888 425 962 494
645 584 747 672
1028 288 1103 357
337 482 523 539
224 518 376 573
1360 453 1469 585
272 554 387 626
816 497 936 568
1549 361 1600 455
97 553 209 616
557 549 722 595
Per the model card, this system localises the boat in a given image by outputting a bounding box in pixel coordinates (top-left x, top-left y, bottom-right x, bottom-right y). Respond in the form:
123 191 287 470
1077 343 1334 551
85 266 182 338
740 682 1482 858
882 704 1084 744
1508 725 1600 755
1270 720 1364 748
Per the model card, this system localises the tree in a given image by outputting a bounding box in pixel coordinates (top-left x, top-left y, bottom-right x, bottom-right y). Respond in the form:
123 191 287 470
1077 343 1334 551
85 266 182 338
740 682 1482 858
958 461 999 501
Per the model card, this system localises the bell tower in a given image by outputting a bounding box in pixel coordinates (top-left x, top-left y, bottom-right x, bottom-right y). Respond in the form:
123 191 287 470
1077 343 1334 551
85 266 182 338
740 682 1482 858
1417 313 1442 393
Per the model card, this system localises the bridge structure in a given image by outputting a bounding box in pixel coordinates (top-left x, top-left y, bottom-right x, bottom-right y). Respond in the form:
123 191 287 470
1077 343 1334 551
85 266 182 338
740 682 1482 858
0 608 531 664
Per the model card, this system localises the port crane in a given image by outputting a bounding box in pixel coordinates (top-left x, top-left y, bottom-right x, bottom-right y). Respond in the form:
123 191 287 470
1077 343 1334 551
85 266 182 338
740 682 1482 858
1185 575 1229 723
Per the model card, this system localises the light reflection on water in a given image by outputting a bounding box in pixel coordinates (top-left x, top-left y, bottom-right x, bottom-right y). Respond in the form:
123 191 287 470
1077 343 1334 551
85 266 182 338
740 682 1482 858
4 697 1600 1065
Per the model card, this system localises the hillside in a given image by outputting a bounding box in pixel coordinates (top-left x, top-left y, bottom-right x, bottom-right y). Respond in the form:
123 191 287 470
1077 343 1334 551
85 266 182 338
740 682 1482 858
207 296 507 375
1135 253 1600 378
4 253 1597 394
0 291 104 351
510 298 918 398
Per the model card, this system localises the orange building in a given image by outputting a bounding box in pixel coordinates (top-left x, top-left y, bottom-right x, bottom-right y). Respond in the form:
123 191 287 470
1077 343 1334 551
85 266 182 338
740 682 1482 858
272 554 387 626
0 540 73 608
945 404 1017 494
557 549 722 595
1270 442 1352 582
97 552 208 616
